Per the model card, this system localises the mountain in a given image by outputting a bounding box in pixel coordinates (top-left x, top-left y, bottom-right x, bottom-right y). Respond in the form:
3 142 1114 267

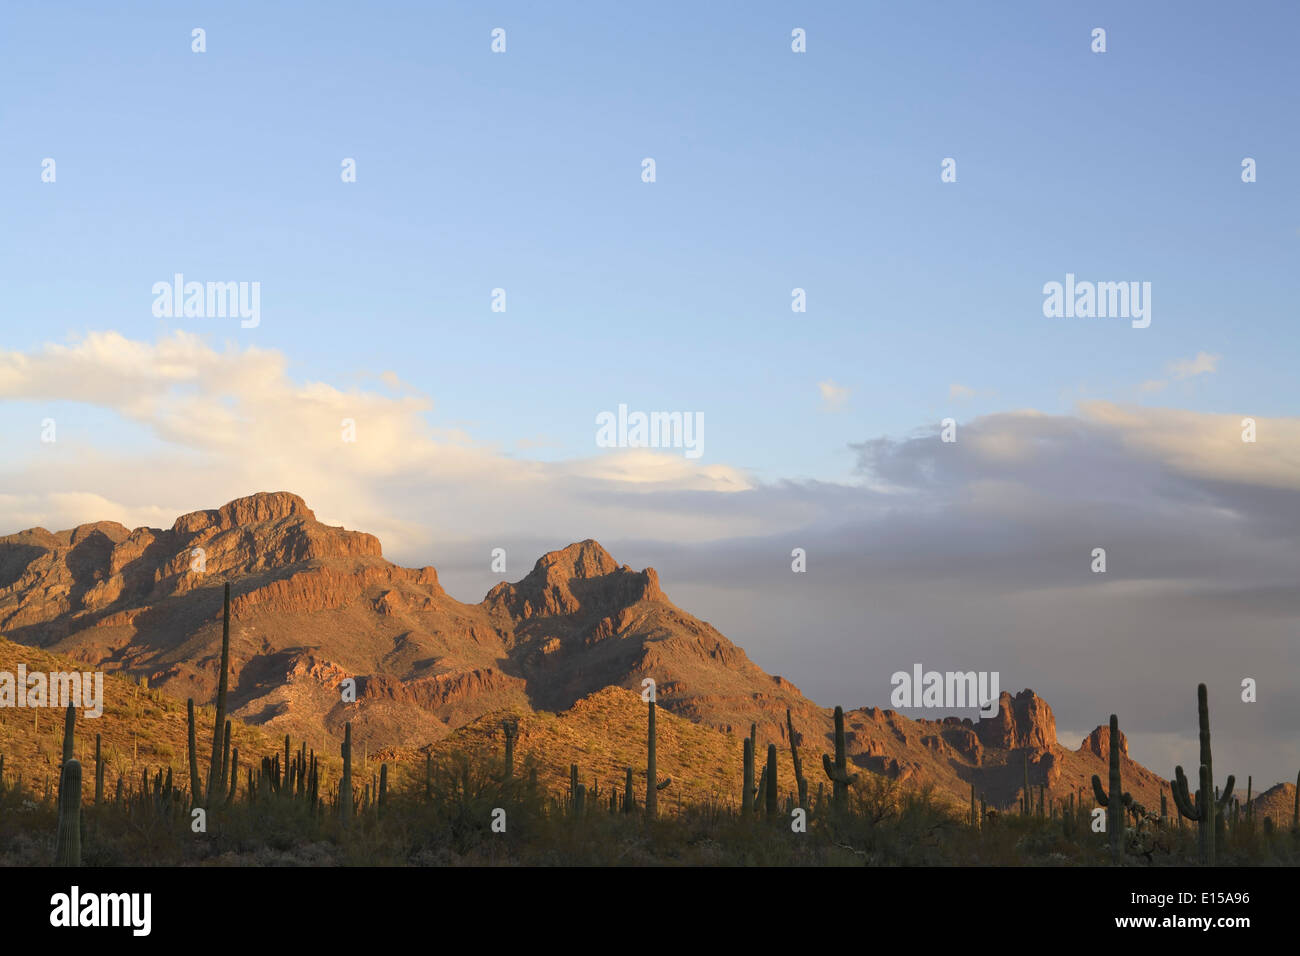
0 491 1189 812
1249 782 1298 828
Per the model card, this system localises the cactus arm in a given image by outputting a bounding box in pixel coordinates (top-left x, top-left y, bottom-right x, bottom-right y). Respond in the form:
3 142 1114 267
656 777 671 791
1091 774 1109 807
1217 774 1235 811
820 753 858 785
1170 766 1201 820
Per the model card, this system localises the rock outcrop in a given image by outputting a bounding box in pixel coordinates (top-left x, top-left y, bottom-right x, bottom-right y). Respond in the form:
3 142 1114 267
976 689 1057 750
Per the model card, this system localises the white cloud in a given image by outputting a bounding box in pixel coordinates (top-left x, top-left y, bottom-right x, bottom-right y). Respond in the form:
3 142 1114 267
0 331 759 558
818 380 850 411
1080 401 1300 491
1169 352 1220 379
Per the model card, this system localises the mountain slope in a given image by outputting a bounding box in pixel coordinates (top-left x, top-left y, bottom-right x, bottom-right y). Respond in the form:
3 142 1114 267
0 491 1219 812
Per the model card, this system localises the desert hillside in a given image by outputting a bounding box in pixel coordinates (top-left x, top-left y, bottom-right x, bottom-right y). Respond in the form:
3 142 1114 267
0 491 1257 814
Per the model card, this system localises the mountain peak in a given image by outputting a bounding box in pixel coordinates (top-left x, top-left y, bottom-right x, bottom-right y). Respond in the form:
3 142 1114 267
1079 721 1128 760
485 539 664 620
531 539 620 580
172 491 314 535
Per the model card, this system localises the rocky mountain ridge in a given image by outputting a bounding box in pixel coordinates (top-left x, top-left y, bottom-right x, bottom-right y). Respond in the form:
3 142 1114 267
0 491 1194 811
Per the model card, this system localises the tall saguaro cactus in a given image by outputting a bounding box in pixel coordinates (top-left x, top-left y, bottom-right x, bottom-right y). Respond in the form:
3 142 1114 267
1091 714 1131 863
55 758 82 866
646 696 657 817
1169 683 1234 865
94 734 104 807
186 699 202 804
821 705 859 813
502 718 518 784
340 722 353 826
61 702 76 768
644 693 670 816
764 743 779 818
206 582 233 804
786 709 808 809
742 736 755 815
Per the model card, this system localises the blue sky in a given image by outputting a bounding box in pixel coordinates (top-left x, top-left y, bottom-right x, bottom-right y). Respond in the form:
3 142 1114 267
3 1 1297 481
2 2 1299 786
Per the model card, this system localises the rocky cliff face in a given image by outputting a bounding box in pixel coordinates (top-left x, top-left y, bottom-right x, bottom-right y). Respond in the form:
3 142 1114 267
976 690 1057 750
0 491 1174 811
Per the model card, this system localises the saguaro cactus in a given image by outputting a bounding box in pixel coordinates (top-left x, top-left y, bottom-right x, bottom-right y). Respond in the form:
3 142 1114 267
226 748 239 806
378 763 388 816
220 721 231 794
742 737 755 815
765 744 779 818
502 718 518 783
186 699 202 804
206 582 233 803
821 705 859 813
1293 770 1299 831
970 782 978 829
94 734 104 807
645 696 658 817
1021 751 1030 815
1091 714 1131 863
60 702 77 770
786 709 808 809
55 758 82 866
1169 684 1234 865
644 694 670 816
340 722 353 826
